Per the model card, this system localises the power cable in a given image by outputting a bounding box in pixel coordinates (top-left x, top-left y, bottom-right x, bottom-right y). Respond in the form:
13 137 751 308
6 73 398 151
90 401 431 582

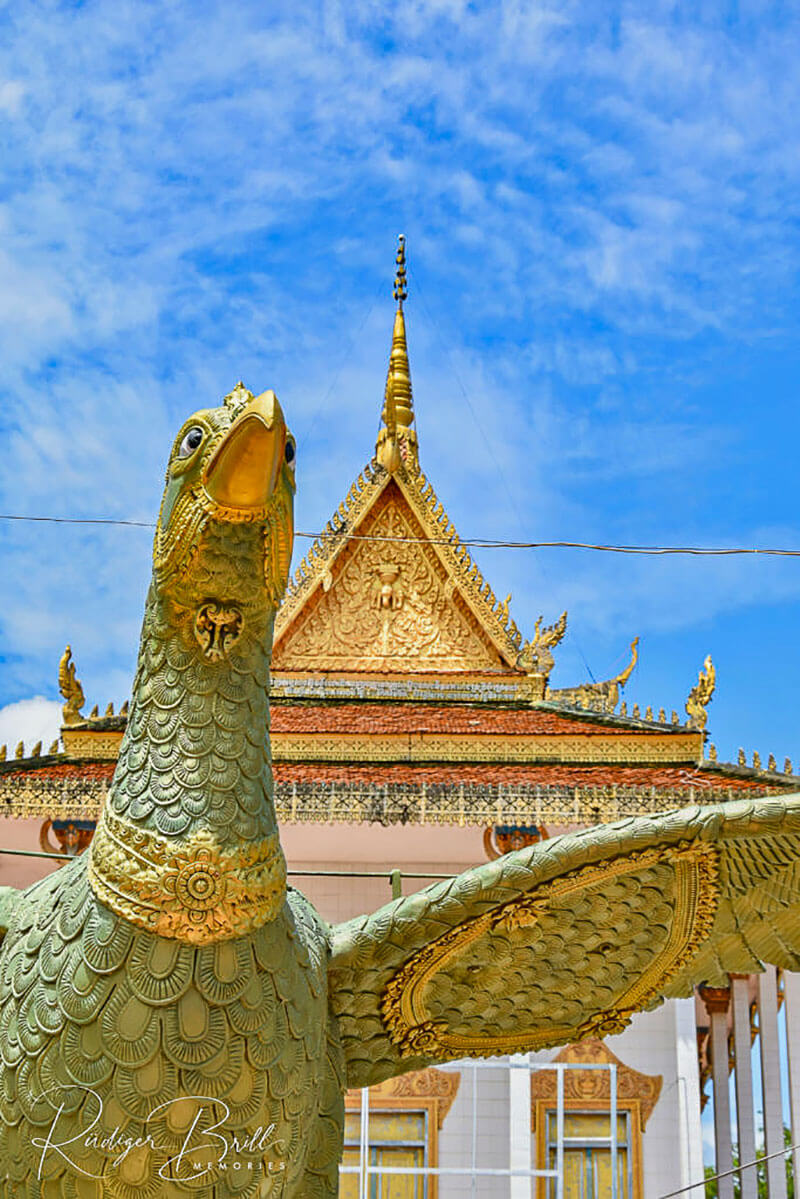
0 515 153 527
1 514 800 556
659 1138 798 1197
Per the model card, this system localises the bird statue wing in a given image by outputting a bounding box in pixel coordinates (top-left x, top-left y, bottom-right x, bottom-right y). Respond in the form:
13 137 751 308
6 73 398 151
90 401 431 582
329 795 800 1089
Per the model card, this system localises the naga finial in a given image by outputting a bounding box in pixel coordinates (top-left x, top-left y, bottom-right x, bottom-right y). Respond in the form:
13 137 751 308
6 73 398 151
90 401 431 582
685 654 715 730
58 645 85 726
599 636 639 710
516 611 568 678
377 235 416 472
546 634 638 711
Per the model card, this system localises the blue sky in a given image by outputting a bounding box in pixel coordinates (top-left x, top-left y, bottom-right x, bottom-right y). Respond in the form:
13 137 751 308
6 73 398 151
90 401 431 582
2 1 800 765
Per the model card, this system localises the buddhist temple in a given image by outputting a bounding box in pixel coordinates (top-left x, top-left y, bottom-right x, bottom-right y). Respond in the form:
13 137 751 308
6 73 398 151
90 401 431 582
1 236 798 1196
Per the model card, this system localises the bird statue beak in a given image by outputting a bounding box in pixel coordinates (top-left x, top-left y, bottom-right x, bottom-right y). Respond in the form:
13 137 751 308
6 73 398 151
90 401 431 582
203 390 286 512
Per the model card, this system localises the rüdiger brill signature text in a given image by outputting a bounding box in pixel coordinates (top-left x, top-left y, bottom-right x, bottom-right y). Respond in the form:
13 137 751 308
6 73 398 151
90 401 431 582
27 1086 286 1183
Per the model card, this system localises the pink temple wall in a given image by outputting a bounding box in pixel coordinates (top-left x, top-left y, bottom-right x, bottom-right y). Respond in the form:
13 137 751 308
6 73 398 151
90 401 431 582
0 818 580 922
0 817 489 923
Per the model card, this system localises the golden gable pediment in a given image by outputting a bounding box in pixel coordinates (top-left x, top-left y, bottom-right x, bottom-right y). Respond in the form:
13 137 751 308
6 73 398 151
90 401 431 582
273 481 512 674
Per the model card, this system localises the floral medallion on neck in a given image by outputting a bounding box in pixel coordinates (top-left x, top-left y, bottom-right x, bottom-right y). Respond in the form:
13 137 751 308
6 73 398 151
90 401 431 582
88 809 286 944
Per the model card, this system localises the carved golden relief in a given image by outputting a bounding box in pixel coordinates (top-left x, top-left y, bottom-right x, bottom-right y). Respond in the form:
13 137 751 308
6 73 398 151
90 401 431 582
61 729 124 759
381 840 718 1059
529 1039 662 1130
273 486 507 673
193 601 244 660
346 1066 461 1129
270 730 703 763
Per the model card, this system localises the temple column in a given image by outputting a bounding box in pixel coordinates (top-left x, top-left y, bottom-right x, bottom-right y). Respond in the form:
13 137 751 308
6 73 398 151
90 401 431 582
674 996 706 1199
758 966 787 1198
783 972 800 1189
509 1055 532 1198
731 975 758 1199
700 985 734 1199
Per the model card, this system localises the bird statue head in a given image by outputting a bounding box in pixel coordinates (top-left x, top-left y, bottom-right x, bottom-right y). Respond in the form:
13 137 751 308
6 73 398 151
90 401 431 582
152 383 296 656
87 384 296 942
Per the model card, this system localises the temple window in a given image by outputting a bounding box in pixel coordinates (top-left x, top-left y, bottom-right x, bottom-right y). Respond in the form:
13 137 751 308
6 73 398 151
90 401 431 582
340 1067 460 1199
340 1108 428 1198
542 1109 633 1198
531 1039 661 1199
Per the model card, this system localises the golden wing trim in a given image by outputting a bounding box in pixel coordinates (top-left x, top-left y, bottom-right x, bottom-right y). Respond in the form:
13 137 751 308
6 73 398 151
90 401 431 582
381 840 719 1058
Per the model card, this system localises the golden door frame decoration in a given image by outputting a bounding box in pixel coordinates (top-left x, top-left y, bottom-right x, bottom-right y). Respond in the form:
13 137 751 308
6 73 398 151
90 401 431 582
343 1066 461 1199
530 1040 662 1199
382 841 718 1058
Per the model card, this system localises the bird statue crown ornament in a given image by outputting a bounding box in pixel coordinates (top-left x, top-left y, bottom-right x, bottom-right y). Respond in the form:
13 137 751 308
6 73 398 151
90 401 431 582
4 383 800 1197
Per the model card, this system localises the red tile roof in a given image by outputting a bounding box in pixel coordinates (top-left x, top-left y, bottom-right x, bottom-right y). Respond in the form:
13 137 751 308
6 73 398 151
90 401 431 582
0 762 115 781
273 762 774 791
269 703 678 737
0 759 776 792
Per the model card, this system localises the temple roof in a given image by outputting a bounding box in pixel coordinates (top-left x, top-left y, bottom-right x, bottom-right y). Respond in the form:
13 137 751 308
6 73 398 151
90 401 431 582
2 681 797 826
0 749 793 828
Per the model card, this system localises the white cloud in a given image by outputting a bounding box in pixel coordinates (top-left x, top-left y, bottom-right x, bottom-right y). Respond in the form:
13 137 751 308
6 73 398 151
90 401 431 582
0 81 24 116
0 698 61 757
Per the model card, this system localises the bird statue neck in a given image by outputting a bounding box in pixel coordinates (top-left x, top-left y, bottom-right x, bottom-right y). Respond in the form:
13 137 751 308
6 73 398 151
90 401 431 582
88 539 287 946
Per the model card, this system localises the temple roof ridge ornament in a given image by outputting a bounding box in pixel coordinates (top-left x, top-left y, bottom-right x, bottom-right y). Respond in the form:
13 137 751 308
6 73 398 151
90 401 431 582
58 645 85 726
516 611 568 678
685 654 715 730
376 235 417 473
548 637 639 710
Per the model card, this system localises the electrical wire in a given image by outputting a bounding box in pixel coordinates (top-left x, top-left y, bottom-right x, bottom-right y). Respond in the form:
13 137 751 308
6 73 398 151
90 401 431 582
1 513 800 556
0 514 153 527
658 1138 799 1197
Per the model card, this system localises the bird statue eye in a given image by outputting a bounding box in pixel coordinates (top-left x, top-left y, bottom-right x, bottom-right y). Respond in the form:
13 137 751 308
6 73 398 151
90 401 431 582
285 438 296 469
178 426 204 459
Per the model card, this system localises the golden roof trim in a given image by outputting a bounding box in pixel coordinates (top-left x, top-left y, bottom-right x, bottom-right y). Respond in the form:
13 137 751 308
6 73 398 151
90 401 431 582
0 775 791 825
268 730 704 764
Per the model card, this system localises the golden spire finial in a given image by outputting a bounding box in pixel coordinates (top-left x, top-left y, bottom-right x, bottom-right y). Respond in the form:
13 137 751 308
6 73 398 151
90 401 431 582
377 235 417 472
393 234 408 305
